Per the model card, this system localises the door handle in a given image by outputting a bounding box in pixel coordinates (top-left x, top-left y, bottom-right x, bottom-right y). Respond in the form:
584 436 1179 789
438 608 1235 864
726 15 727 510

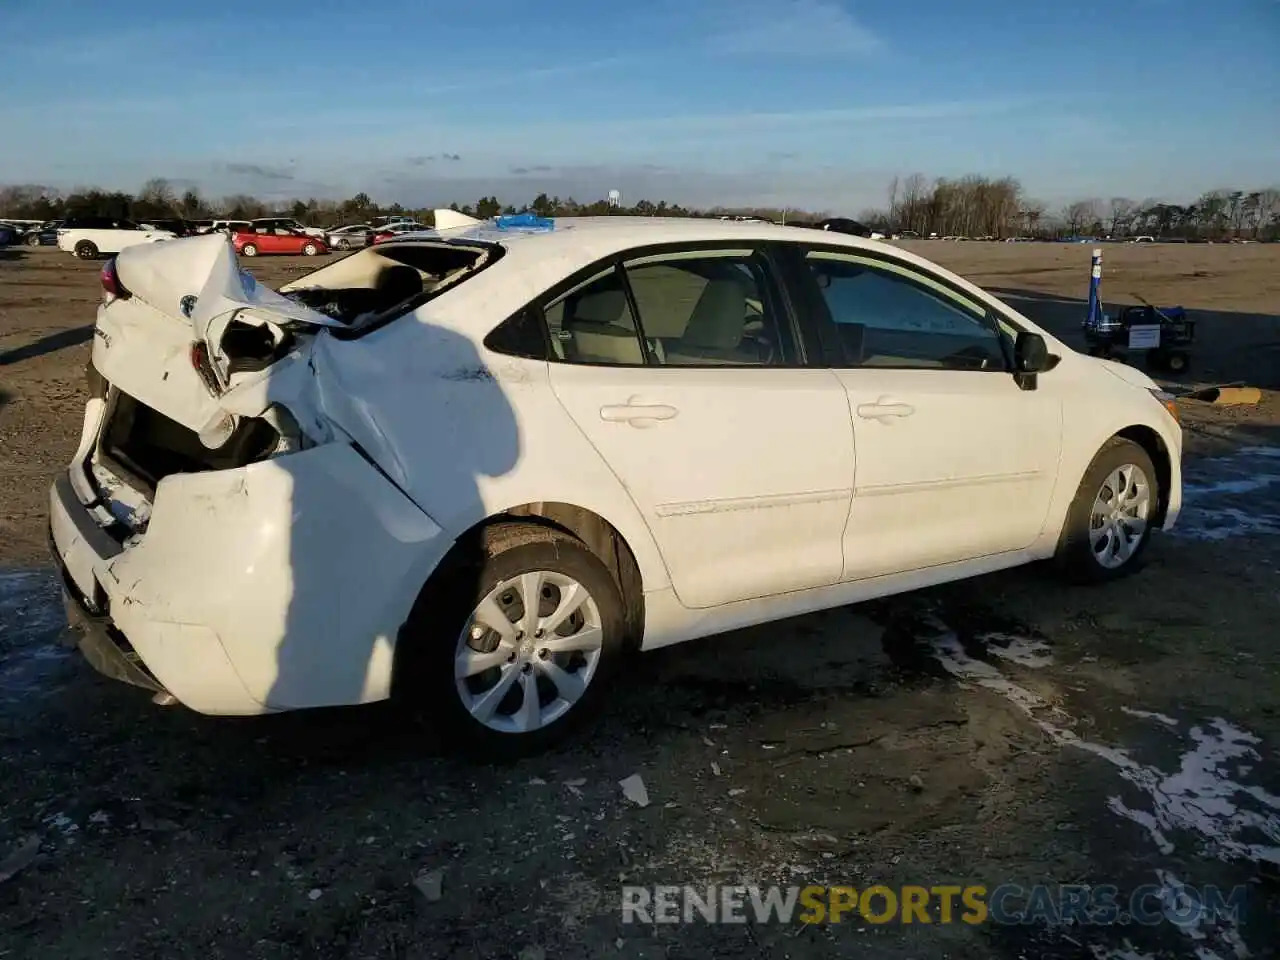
856 398 915 421
599 398 679 427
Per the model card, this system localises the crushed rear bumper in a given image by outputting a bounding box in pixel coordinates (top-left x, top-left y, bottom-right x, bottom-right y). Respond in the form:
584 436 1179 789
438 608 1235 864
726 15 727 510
52 525 168 696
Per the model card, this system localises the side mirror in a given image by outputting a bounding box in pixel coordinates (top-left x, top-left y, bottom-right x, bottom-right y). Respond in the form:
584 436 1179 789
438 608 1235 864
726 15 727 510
1013 332 1055 390
1015 332 1049 372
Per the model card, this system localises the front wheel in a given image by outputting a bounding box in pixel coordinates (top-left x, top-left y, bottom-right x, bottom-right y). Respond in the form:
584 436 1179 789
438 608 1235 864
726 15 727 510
335 238 350 250
396 523 627 758
74 240 99 259
240 243 258 257
25 233 40 247
302 242 319 256
1055 438 1159 583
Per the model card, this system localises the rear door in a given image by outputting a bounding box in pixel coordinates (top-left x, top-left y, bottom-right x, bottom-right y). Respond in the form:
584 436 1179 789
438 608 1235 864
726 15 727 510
544 244 854 610
793 245 1063 580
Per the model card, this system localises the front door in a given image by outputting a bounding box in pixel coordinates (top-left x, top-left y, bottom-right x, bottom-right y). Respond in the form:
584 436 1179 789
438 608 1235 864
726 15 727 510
545 246 855 609
797 247 1063 580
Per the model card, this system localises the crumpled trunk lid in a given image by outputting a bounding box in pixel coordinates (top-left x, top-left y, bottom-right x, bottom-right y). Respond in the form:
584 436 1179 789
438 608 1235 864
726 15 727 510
92 234 338 438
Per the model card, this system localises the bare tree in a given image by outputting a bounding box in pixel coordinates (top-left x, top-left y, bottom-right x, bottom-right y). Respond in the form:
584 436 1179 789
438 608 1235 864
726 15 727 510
1107 197 1137 237
1062 199 1102 235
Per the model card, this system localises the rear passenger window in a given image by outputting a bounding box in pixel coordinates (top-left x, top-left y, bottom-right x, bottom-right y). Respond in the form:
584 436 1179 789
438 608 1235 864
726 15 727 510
622 250 787 366
543 267 646 366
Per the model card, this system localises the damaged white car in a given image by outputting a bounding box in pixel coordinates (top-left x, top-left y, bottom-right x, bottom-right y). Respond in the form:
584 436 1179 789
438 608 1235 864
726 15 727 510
50 212 1183 754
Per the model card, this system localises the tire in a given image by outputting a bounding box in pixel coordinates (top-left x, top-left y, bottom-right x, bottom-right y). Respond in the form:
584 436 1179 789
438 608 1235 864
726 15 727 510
240 243 258 257
25 233 40 247
335 238 350 250
1055 438 1160 584
302 242 319 256
74 240 99 260
1164 350 1190 374
395 523 628 759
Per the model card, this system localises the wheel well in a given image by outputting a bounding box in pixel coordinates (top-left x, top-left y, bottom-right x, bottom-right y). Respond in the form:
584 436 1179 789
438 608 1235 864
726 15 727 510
452 503 645 651
1115 425 1172 524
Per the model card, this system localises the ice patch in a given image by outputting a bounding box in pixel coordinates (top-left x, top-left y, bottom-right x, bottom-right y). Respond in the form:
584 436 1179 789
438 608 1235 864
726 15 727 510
982 631 1054 669
925 623 1272 958
1122 707 1178 727
0 568 71 700
1174 446 1280 541
923 621 1280 866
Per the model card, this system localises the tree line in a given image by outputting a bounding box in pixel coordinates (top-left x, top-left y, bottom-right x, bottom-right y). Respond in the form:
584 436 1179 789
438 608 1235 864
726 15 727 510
3 175 1278 240
864 174 1280 240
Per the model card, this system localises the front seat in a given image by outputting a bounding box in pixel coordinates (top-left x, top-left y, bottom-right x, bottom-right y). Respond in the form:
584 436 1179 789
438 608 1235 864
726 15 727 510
372 264 425 314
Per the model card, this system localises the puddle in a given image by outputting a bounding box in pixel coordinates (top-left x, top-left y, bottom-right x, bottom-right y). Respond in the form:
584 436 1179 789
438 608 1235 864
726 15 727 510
0 568 71 700
1175 446 1280 541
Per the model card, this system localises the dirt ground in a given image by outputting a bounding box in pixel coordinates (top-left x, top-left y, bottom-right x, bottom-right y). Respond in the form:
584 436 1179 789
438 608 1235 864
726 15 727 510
1 241 1279 959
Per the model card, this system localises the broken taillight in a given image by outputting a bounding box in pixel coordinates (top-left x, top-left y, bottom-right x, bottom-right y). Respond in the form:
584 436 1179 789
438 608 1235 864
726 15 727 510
101 258 131 303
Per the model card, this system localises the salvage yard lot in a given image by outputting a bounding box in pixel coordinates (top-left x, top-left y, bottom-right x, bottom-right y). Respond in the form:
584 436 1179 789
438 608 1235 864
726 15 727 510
2 241 1279 959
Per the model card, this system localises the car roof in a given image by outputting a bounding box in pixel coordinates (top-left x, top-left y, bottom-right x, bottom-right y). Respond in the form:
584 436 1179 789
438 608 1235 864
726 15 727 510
382 215 889 265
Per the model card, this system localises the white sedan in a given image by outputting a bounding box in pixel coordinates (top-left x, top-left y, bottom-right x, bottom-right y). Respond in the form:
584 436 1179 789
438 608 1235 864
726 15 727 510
49 215 1182 755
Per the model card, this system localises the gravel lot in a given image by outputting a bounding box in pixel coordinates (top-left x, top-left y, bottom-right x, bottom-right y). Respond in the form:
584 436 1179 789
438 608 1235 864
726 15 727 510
2 241 1278 959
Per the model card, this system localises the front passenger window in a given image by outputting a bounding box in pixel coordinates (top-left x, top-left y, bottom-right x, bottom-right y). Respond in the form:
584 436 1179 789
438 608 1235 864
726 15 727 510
806 251 1007 371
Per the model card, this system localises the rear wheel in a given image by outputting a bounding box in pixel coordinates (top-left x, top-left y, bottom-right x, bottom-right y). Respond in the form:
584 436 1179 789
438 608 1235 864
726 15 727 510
240 243 258 257
25 233 40 247
1055 438 1159 583
74 240 99 259
335 238 350 250
396 524 627 758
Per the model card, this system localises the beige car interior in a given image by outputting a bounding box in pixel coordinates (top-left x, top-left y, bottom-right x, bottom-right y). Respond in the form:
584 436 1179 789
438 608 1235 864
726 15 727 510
279 243 487 324
547 258 776 366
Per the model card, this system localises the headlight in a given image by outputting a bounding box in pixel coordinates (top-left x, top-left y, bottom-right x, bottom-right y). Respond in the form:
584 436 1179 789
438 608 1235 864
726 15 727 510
1149 388 1180 424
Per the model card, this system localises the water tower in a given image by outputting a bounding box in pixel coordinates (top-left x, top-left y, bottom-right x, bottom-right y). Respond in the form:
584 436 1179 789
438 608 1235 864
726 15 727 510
607 189 621 208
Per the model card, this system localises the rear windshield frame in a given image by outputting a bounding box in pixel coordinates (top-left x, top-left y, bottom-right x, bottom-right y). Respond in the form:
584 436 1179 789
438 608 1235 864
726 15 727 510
321 238 506 340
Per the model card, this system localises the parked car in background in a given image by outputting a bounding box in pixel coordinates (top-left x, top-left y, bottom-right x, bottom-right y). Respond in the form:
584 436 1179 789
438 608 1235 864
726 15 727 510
325 224 373 250
211 220 253 235
0 223 16 247
233 225 327 257
139 218 195 237
251 217 327 238
23 219 65 245
51 215 1182 756
57 217 176 259
370 222 428 243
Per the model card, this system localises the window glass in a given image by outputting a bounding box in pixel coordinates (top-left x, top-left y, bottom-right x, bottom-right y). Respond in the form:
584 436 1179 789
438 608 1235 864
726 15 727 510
806 251 1007 371
622 250 786 366
543 267 645 365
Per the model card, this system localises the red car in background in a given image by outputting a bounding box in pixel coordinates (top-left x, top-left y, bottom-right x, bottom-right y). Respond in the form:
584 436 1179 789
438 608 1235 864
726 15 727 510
233 226 328 257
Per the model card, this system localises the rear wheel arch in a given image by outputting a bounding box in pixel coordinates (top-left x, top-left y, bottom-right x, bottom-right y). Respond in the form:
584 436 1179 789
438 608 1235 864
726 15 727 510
465 503 645 649
391 502 648 699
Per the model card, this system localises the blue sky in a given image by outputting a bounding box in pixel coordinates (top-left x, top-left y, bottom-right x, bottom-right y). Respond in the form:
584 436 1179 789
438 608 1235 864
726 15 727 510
1 0 1276 212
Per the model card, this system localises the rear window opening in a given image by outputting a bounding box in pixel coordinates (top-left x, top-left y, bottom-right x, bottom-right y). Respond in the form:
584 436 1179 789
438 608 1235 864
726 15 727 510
278 240 500 335
98 391 281 493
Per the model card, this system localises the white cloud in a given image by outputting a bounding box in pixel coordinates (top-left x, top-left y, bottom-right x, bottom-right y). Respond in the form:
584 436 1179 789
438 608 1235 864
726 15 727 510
708 0 883 57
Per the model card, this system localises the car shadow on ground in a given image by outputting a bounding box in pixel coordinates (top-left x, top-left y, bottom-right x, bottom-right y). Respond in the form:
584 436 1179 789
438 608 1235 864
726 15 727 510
0 249 27 262
991 286 1280 390
0 325 94 367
